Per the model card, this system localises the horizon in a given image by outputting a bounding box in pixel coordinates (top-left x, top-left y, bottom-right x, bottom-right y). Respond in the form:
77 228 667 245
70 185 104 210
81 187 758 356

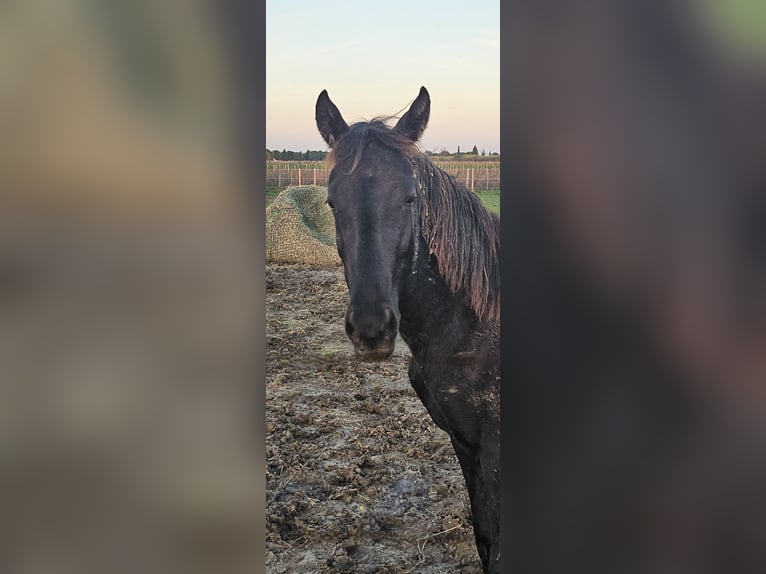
266 0 499 155
265 146 501 156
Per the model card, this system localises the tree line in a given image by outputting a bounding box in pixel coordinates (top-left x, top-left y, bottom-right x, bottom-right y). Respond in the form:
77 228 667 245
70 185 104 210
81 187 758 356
266 149 328 161
266 148 500 161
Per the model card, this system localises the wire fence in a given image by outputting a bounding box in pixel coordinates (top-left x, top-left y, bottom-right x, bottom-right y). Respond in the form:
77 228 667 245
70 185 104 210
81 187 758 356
266 161 500 192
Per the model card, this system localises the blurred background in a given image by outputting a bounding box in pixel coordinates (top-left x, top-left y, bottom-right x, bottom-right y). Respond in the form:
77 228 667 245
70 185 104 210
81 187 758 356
0 1 263 573
503 1 765 572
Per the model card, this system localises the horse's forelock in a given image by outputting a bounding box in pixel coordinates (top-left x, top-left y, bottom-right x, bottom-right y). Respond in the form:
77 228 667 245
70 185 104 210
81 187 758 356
328 119 419 175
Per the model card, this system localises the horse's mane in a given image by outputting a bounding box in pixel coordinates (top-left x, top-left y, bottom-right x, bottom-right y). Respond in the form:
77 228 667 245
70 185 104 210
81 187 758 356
413 155 500 323
329 119 500 323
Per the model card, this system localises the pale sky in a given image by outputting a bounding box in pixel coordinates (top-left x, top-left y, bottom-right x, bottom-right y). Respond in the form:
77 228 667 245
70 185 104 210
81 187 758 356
266 0 499 154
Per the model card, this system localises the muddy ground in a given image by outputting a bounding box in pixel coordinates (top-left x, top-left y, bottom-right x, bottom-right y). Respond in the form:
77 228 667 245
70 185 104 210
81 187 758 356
266 264 482 573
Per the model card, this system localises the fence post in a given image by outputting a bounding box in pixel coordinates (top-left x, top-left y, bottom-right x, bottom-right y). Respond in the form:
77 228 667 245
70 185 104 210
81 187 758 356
298 168 302 186
471 168 475 193
313 167 316 186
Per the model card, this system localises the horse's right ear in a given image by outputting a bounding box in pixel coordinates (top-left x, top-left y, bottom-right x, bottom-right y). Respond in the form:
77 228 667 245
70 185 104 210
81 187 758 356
316 90 349 148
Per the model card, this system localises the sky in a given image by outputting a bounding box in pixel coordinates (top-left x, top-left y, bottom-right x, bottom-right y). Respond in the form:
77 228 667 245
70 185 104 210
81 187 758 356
266 0 499 154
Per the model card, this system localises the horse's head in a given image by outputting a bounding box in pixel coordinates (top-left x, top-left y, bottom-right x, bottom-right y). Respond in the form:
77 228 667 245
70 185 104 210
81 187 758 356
315 87 430 361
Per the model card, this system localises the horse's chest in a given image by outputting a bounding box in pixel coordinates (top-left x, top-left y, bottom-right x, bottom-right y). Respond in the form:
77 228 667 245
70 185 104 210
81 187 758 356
407 354 497 445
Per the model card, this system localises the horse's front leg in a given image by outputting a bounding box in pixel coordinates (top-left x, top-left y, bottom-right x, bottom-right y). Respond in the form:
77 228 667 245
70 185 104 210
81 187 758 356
451 433 500 574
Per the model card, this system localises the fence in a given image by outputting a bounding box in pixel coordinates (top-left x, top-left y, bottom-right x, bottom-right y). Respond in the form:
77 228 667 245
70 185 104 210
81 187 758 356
266 161 500 192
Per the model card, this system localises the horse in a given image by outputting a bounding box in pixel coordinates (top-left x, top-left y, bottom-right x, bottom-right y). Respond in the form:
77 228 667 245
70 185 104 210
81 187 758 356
315 87 500 573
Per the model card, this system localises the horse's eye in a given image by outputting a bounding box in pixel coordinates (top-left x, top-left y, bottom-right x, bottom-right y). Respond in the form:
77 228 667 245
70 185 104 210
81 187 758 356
405 196 416 205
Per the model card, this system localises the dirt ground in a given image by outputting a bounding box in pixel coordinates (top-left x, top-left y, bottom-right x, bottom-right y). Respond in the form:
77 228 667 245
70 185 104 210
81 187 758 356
266 264 482 573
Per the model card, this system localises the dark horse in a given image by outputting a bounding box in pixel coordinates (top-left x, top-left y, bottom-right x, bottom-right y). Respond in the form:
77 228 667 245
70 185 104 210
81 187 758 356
316 87 500 572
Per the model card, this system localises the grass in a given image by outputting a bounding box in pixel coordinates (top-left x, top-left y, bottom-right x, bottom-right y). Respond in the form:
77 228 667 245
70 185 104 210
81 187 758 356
476 191 500 215
266 187 280 206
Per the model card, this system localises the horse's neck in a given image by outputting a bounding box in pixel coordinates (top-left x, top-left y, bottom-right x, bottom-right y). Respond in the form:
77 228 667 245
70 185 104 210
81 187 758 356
397 245 474 356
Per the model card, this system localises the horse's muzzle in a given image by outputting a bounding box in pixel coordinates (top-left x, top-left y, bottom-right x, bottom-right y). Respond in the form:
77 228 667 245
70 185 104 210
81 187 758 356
345 305 398 362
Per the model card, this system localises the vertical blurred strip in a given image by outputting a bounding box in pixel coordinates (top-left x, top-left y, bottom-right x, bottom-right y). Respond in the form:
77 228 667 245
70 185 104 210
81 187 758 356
0 1 264 573
503 1 765 572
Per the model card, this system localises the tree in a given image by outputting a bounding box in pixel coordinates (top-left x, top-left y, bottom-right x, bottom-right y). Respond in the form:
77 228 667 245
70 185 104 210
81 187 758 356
472 145 479 155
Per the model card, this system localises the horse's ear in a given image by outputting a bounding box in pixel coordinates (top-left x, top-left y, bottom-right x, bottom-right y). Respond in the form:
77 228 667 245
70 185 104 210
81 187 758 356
394 86 430 142
316 90 349 148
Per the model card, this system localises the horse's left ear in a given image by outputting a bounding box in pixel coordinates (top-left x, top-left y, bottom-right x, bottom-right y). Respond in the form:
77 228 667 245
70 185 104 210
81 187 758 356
394 86 430 142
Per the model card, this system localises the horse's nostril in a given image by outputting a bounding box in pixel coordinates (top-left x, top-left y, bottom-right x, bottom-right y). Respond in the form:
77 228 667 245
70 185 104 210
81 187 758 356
345 305 397 343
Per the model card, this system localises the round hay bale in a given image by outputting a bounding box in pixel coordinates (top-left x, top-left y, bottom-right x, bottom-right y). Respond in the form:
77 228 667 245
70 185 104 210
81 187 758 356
265 185 341 266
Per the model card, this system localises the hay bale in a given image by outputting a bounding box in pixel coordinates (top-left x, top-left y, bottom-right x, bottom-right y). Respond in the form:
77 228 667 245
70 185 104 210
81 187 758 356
265 185 341 266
